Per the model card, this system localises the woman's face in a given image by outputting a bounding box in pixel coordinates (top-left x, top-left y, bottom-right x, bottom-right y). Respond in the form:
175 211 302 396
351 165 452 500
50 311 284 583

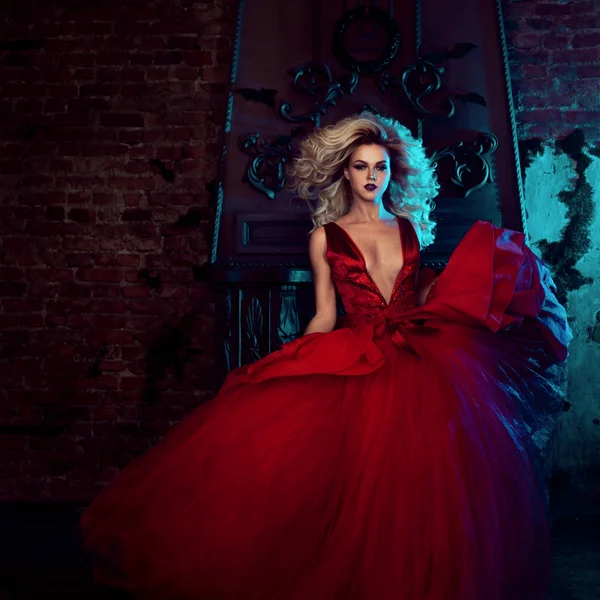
343 144 392 205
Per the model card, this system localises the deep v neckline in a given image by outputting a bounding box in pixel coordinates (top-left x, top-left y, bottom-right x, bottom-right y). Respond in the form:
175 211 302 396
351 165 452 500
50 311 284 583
330 216 406 307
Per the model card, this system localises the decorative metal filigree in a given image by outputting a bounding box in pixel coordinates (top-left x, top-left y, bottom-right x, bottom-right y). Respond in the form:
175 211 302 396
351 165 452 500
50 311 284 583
360 104 381 116
279 61 358 127
238 60 359 197
245 296 264 363
377 58 455 118
238 133 295 200
377 43 484 120
277 285 301 346
429 132 499 197
332 4 402 74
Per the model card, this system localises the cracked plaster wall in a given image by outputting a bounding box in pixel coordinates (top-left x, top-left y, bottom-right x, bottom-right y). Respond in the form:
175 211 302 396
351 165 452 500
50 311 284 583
522 133 600 490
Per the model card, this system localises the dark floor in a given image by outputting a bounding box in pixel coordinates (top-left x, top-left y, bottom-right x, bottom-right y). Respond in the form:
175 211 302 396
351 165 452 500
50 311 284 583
550 514 600 600
0 491 598 600
546 487 600 600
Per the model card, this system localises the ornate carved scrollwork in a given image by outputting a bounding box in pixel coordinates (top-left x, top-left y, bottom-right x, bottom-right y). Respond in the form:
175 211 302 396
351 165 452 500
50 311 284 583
360 104 381 116
238 133 295 200
332 4 402 74
245 296 264 363
279 61 358 127
277 285 301 346
239 59 360 198
377 43 484 120
377 58 454 118
429 132 499 197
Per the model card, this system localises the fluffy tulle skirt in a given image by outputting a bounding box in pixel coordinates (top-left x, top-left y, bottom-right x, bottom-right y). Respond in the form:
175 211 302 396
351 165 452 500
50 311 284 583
80 320 552 600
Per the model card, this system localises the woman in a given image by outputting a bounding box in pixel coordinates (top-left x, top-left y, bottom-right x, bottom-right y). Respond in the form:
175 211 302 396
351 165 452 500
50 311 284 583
80 112 572 599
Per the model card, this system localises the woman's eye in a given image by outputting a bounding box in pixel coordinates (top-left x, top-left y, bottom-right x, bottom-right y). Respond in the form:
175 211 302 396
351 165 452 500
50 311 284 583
353 165 387 172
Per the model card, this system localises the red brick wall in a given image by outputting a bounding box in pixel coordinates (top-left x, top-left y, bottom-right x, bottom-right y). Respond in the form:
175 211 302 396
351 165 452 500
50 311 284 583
503 0 600 142
0 0 237 500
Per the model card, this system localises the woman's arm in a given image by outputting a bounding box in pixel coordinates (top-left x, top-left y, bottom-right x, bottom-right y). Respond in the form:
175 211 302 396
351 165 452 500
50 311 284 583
304 226 337 335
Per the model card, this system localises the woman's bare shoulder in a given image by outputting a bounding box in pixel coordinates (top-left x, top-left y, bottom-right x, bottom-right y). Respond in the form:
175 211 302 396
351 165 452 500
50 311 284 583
308 224 327 243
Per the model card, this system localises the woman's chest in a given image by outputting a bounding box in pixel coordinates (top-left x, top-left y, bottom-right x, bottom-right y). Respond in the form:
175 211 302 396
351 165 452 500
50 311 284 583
341 224 404 279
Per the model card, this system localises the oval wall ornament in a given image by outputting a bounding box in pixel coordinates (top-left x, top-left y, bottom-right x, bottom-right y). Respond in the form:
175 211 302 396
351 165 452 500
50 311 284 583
332 4 402 74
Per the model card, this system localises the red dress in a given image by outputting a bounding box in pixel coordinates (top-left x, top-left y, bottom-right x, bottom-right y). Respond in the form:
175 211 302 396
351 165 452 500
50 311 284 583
80 217 572 600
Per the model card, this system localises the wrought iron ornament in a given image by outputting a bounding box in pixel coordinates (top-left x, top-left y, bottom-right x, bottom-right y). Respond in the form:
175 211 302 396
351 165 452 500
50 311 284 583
377 43 485 119
239 60 360 198
378 59 454 118
360 104 381 115
279 61 358 127
278 285 301 346
333 4 402 74
429 132 499 197
236 35 487 200
238 133 296 200
245 296 264 363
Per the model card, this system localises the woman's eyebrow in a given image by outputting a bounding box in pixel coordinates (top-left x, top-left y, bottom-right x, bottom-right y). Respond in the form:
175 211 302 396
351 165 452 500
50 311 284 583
352 159 389 164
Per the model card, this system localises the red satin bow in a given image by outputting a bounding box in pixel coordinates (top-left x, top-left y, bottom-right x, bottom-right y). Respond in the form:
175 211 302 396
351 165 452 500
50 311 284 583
339 310 439 359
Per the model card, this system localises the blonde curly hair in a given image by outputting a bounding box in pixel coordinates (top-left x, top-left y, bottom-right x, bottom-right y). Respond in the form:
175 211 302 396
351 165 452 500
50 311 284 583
288 112 439 248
